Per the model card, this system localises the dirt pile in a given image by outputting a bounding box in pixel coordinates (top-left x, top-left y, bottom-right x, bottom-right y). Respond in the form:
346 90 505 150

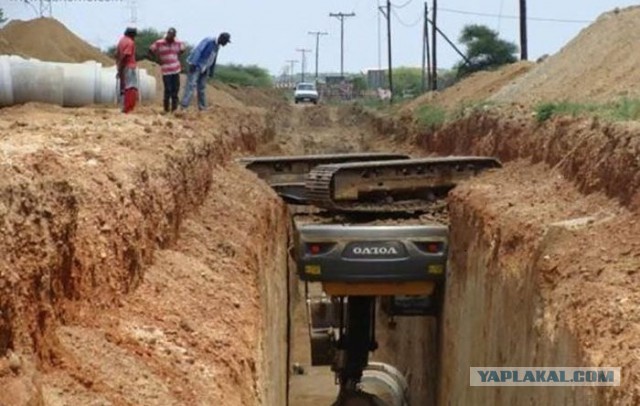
403 61 533 112
0 17 112 64
0 103 287 405
492 6 640 105
0 31 15 55
216 83 289 109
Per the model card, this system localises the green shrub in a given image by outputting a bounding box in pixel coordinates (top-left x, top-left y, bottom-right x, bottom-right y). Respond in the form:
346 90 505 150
213 64 272 88
415 104 447 129
535 102 558 123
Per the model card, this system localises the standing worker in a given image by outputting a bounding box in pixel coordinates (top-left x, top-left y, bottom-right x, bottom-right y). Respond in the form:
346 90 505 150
116 27 138 114
181 32 231 111
149 27 185 113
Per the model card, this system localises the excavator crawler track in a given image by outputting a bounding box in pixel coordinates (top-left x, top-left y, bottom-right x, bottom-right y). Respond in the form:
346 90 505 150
305 156 501 213
238 153 409 183
238 153 410 204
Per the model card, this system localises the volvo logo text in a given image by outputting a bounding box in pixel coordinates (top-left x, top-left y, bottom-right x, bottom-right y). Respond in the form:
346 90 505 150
343 241 407 259
352 246 399 255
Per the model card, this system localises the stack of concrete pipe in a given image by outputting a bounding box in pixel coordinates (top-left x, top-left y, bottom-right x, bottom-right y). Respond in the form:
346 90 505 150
0 55 156 108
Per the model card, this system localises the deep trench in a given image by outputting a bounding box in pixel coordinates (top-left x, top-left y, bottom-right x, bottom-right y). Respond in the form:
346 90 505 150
270 105 637 406
1 103 635 405
267 105 442 406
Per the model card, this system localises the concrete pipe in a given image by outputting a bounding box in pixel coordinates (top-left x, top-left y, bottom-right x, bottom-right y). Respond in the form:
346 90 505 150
0 56 14 106
138 70 156 104
359 363 411 406
96 65 118 105
0 55 155 108
10 57 64 106
360 372 406 406
93 62 103 105
53 60 98 107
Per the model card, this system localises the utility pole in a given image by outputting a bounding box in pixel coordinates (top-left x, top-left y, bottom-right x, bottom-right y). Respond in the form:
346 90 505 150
427 19 472 67
296 48 311 83
425 2 431 92
286 59 299 86
421 2 428 93
378 2 393 103
519 0 528 60
329 12 356 78
308 31 328 80
431 0 438 91
377 0 382 70
386 0 393 102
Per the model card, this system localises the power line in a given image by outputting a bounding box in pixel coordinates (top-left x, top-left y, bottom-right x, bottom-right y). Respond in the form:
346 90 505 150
391 0 413 9
391 7 422 27
497 0 505 32
438 7 592 24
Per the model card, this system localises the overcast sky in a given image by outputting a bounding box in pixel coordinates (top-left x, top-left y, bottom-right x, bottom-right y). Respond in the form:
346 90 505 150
3 1 639 75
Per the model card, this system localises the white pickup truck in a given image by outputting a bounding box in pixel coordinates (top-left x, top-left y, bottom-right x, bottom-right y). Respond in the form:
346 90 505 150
294 82 319 104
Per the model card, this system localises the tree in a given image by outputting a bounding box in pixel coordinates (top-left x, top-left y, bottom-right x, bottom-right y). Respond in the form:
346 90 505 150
0 8 7 24
213 64 273 88
456 24 518 77
393 67 423 98
350 74 368 94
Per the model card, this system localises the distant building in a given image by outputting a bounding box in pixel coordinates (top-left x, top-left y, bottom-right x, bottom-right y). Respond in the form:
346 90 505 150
325 75 346 86
366 69 387 89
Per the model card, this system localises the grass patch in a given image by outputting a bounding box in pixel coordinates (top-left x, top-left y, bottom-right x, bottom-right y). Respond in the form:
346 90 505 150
449 100 497 121
414 104 447 129
534 98 640 123
212 64 273 88
609 98 640 121
353 98 391 110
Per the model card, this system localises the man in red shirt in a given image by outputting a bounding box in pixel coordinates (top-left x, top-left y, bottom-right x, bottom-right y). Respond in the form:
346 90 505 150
149 27 185 112
115 27 138 113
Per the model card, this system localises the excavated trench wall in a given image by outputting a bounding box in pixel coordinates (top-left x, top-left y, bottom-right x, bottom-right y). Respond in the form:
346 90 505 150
370 110 640 405
0 107 290 405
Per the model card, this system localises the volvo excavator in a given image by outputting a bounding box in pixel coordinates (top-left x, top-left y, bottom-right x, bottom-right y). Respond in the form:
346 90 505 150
239 153 501 406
